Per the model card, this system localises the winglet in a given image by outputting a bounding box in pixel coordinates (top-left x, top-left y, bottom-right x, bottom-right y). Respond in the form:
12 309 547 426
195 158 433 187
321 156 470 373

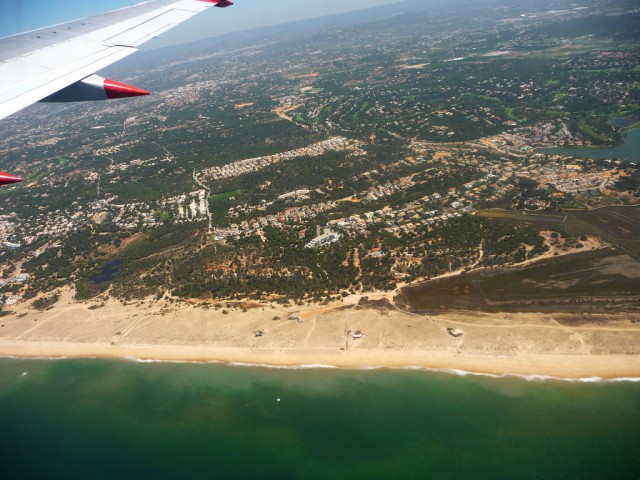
200 0 234 7
103 79 150 99
0 171 24 186
41 75 150 102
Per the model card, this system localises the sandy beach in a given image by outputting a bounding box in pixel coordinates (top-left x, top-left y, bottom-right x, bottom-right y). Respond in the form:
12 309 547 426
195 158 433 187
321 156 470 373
2 287 640 379
3 340 640 379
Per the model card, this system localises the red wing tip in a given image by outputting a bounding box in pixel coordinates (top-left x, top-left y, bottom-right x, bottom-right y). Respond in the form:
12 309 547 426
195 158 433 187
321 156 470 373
103 79 150 99
0 172 24 186
199 0 234 6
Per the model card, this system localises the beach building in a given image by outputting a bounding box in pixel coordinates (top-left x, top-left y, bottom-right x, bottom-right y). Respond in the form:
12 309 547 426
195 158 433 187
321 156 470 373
447 328 464 337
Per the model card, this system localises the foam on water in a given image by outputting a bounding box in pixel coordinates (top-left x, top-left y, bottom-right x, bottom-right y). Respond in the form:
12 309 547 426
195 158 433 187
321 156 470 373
2 353 637 382
116 356 640 382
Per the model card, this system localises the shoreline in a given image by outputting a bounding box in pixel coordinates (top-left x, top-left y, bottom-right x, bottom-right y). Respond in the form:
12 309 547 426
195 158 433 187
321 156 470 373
1 340 639 380
2 287 640 381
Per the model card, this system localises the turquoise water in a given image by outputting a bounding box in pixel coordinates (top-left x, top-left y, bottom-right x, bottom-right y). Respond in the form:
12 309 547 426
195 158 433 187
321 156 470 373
0 359 639 479
540 128 640 163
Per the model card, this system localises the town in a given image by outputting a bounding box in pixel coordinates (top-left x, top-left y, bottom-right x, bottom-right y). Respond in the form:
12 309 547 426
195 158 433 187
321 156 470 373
0 0 637 303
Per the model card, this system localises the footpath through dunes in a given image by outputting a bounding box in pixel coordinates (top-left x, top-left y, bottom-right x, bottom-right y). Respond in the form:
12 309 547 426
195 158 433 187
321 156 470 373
1 288 640 378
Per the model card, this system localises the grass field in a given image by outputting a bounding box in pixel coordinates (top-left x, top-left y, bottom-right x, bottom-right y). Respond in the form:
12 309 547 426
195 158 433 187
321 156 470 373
403 206 640 313
477 209 564 223
210 189 241 200
566 206 640 258
478 206 640 258
400 249 640 313
476 209 566 232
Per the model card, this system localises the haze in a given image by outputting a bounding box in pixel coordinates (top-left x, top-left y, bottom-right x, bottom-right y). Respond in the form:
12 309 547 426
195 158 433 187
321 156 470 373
0 0 405 48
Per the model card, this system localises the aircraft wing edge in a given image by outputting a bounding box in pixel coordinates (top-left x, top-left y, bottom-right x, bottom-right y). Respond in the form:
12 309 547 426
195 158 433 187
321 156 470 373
0 0 232 121
0 46 135 121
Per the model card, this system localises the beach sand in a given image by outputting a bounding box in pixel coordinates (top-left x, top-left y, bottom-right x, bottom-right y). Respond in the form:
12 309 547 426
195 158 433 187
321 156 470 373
1 288 639 378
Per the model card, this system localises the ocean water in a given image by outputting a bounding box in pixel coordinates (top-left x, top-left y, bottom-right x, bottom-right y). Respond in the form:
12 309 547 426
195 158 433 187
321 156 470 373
0 359 639 480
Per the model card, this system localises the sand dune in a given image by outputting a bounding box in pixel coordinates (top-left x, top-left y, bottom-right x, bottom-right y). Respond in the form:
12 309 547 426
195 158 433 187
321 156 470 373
1 288 639 379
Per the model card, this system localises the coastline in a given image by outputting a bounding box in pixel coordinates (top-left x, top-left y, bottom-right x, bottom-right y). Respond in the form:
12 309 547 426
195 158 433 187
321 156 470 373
1 340 640 380
1 287 639 380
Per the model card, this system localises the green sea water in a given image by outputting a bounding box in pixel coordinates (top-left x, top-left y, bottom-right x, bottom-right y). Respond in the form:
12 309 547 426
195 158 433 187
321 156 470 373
0 359 639 479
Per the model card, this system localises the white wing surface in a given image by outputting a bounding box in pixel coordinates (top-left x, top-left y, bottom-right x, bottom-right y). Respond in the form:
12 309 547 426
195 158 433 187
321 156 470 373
0 0 233 121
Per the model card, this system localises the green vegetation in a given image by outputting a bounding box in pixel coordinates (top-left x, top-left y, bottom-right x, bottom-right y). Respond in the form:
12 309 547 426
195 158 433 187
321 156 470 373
97 216 548 301
210 189 241 200
1 0 638 305
32 293 60 311
579 117 612 144
402 249 640 312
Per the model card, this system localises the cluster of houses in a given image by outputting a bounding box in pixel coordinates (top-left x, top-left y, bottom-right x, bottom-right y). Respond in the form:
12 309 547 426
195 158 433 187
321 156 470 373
0 274 29 307
203 137 364 181
0 273 29 288
305 232 341 249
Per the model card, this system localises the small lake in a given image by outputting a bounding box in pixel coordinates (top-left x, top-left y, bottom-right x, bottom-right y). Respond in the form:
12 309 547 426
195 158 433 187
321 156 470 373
612 117 637 128
90 258 125 284
540 128 640 163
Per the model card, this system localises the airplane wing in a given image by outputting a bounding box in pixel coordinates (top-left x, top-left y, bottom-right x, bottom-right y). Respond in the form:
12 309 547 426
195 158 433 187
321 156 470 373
0 0 233 123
